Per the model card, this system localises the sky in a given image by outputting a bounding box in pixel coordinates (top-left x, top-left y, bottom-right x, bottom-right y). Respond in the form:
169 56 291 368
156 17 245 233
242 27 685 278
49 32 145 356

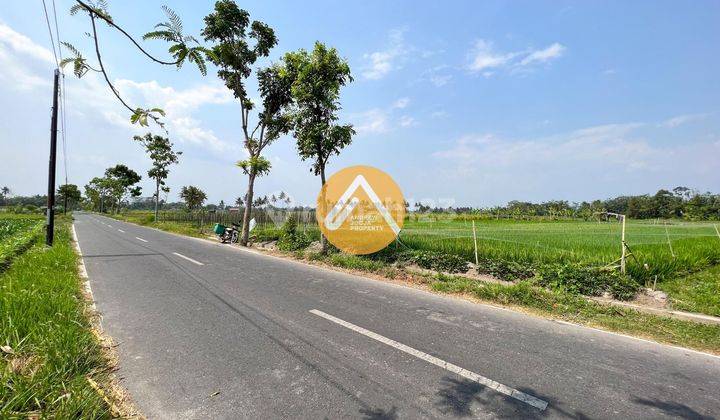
1 0 718 208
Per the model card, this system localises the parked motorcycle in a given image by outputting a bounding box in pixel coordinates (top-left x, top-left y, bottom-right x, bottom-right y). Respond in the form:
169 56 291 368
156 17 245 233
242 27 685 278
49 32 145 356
214 222 240 244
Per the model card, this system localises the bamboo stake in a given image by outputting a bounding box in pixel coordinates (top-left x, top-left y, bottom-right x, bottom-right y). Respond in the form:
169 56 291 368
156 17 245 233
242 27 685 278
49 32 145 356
665 223 675 258
714 224 720 241
472 220 479 266
620 215 626 274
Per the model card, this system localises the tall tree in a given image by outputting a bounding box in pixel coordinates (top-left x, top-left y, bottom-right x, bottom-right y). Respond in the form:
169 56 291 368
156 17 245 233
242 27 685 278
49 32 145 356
104 164 142 212
57 184 82 213
180 186 207 210
283 42 355 252
133 133 182 221
202 0 293 246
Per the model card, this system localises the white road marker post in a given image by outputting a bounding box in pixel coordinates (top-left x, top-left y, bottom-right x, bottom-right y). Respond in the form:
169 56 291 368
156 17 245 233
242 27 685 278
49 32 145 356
472 220 479 266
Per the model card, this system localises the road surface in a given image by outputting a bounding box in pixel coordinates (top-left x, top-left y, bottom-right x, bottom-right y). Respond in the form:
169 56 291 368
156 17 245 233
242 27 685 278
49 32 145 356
73 213 720 419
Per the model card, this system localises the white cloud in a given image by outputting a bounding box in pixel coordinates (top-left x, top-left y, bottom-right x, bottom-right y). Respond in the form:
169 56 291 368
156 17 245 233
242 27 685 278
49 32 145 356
399 116 417 127
659 113 708 128
362 28 408 80
429 74 452 87
0 23 55 64
392 97 410 109
352 109 390 134
431 110 448 118
467 40 517 72
519 42 565 66
466 39 566 75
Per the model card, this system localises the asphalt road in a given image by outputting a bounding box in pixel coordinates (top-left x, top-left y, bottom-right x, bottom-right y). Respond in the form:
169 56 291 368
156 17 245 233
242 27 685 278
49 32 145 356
73 213 720 419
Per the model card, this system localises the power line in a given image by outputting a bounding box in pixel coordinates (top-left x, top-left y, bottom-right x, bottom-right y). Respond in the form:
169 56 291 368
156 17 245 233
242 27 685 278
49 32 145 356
50 0 69 186
41 0 59 67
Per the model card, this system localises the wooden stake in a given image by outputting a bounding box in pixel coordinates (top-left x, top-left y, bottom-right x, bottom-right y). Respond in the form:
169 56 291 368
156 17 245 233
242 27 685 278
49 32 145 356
472 220 479 266
665 223 675 258
714 224 720 241
620 215 626 274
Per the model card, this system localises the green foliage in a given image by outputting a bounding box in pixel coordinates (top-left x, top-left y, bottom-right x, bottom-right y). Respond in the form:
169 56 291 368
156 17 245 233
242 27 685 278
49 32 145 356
661 265 720 317
283 42 355 177
236 156 271 176
0 217 43 270
276 215 311 251
536 264 640 300
403 250 469 274
57 184 82 211
179 185 207 210
474 257 535 281
143 5 211 75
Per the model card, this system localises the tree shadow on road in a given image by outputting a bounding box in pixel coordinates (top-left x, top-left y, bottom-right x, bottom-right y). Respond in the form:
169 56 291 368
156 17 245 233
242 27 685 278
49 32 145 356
631 396 715 420
359 405 399 420
433 376 590 419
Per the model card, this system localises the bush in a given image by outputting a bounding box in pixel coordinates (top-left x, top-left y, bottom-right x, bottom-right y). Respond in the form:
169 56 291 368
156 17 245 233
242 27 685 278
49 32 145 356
536 264 639 300
276 215 311 251
404 250 469 273
475 257 535 281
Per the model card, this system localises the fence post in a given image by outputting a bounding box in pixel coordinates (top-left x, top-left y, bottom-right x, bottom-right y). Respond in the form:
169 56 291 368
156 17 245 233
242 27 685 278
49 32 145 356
472 220 479 266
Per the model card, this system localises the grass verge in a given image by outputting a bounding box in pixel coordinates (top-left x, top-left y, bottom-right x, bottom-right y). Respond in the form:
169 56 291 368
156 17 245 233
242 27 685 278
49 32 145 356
661 265 720 317
0 218 118 418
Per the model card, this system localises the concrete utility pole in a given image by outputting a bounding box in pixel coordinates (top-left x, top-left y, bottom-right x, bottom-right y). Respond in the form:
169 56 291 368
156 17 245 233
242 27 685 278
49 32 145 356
46 69 59 246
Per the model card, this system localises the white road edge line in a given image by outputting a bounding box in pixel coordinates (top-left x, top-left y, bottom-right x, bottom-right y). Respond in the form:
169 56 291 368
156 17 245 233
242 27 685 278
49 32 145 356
135 237 148 243
309 309 548 411
117 229 125 233
172 252 204 266
72 224 103 329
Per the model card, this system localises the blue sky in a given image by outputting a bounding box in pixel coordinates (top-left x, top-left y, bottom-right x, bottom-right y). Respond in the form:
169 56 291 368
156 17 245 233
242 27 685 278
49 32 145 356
1 0 718 207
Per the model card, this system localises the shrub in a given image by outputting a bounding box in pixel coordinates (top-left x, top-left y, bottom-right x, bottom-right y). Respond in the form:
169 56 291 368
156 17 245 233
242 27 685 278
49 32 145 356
276 215 311 251
475 257 535 281
404 250 469 273
536 264 639 300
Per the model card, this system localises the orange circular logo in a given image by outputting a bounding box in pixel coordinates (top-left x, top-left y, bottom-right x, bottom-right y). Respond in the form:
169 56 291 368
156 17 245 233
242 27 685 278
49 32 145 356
316 165 405 255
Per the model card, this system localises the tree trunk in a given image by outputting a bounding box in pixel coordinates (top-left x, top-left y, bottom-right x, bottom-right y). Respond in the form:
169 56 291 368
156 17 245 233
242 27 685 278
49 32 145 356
319 166 328 254
240 170 257 246
154 178 160 222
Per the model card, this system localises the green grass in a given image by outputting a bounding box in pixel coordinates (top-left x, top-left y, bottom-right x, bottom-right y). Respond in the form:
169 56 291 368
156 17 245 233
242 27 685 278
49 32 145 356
661 265 720 317
0 216 44 271
0 218 113 418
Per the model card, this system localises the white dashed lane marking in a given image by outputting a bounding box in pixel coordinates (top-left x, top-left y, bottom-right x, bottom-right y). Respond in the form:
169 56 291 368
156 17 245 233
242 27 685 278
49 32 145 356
135 237 148 243
309 309 548 411
172 252 204 266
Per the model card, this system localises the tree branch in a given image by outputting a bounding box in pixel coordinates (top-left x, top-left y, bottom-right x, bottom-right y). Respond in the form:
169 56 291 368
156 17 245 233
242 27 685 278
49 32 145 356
76 0 181 66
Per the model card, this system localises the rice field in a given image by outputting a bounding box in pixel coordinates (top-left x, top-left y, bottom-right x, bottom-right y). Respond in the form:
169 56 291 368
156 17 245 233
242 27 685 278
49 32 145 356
399 218 720 281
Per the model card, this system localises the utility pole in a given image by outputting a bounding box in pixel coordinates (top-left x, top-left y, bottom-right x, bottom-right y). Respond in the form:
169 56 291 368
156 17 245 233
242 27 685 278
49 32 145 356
46 69 59 246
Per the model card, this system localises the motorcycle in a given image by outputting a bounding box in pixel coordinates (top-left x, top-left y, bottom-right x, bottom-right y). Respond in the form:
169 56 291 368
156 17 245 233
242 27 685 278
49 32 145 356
214 222 240 244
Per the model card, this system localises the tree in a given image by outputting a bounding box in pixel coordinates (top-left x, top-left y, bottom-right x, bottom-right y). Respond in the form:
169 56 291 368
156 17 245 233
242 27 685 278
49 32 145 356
0 186 10 206
63 1 210 128
219 200 225 210
103 165 142 212
283 42 355 252
133 133 182 221
202 0 293 246
85 176 114 212
180 186 207 210
57 184 82 213
234 196 243 207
